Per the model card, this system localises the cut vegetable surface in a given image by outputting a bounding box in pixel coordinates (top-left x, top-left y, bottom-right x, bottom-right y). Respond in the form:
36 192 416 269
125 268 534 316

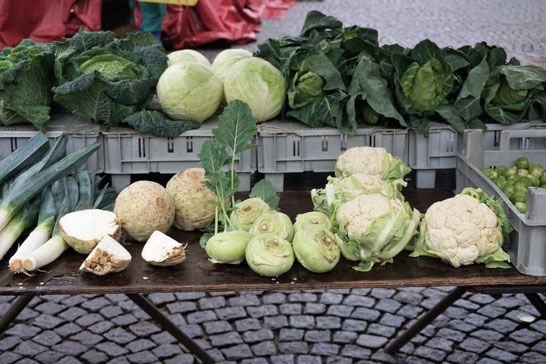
60 209 120 254
80 235 131 275
142 230 187 266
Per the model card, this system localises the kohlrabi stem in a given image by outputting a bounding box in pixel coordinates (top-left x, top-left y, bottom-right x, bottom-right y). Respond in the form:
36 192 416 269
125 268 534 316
214 202 219 235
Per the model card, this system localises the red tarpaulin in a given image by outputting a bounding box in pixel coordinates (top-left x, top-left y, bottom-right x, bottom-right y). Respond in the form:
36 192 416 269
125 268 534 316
0 0 102 49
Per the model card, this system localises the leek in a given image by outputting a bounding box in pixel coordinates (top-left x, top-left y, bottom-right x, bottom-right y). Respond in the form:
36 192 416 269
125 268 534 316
0 133 49 185
0 138 100 231
0 196 40 260
9 189 57 272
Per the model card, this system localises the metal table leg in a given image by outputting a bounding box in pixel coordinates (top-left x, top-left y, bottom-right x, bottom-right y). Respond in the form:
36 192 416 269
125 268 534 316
385 286 467 354
0 293 35 334
127 293 214 364
524 293 546 318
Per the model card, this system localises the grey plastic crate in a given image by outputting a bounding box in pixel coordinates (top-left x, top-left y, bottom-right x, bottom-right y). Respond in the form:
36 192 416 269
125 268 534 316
409 120 545 189
257 121 409 191
102 118 256 192
0 112 104 172
456 129 546 276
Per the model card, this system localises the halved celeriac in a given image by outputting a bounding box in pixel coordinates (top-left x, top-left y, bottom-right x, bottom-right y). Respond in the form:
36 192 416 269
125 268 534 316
141 231 187 266
60 209 120 254
80 236 131 275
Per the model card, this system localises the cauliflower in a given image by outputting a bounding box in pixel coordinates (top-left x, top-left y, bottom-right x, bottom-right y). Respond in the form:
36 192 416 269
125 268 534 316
335 146 411 180
333 193 420 271
410 188 512 268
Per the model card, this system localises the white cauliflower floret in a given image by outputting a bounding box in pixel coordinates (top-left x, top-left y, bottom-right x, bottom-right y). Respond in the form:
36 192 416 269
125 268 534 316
350 173 385 189
336 147 390 177
421 194 501 267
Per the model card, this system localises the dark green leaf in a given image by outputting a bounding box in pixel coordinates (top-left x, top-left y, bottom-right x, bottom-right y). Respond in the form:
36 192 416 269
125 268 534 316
200 233 213 249
213 100 258 157
299 11 342 36
198 139 230 179
250 179 280 210
458 57 489 99
436 105 466 132
125 110 200 137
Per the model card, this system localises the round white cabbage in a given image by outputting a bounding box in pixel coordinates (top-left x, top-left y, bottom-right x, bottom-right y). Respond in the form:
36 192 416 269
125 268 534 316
212 49 252 82
167 50 211 68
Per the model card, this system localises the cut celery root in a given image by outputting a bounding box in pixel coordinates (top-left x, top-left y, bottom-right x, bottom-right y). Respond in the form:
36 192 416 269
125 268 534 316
80 236 131 275
141 231 187 266
59 209 120 254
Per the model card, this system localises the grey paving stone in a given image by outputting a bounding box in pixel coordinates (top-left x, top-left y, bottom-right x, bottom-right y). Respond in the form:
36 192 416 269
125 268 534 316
271 354 295 364
54 322 82 337
251 340 278 356
32 330 62 346
280 328 305 341
477 305 506 318
379 313 405 328
470 328 504 343
222 344 253 360
316 316 341 330
375 299 402 313
340 344 372 358
81 297 111 311
532 340 546 354
476 359 502 364
464 313 488 326
243 328 274 343
425 337 453 352
397 304 424 319
494 340 528 353
445 306 469 319
262 292 286 304
126 350 157 363
493 296 524 308
247 304 278 318
104 327 137 344
371 288 396 299
75 313 103 327
352 307 381 321
402 355 434 364
229 295 261 307
290 315 315 329
215 306 247 320
366 323 396 338
311 342 340 356
111 314 139 327
356 334 388 348
485 347 518 362
52 340 88 356
459 337 491 354
187 310 217 324
126 338 156 353
303 303 326 315
469 294 495 305
147 293 176 305
241 358 268 364
393 291 423 305
321 293 344 305
204 320 233 334
263 315 288 329
296 355 322 364
446 350 479 364
13 341 47 357
57 356 83 364
165 353 195 364
35 350 65 363
280 303 303 315
453 298 480 310
530 320 546 335
32 314 64 329
194 339 212 350
80 349 109 364
17 308 39 321
97 342 130 357
89 321 115 334
289 293 318 303
35 301 65 315
72 330 103 345
152 344 182 359
105 293 127 303
436 328 465 342
342 319 368 332
352 288 372 295
235 318 261 332
199 296 226 310
279 341 310 354
305 329 331 343
509 328 543 344
411 334 428 344
327 305 354 318
343 295 375 307
210 332 243 347
99 305 124 319
166 301 197 314
58 306 87 321
400 342 415 354
414 346 447 362
0 336 20 351
520 351 546 363
447 319 477 333
168 313 187 327
64 295 88 306
333 330 358 344
175 292 206 300
151 332 176 345
326 356 353 364
0 352 21 364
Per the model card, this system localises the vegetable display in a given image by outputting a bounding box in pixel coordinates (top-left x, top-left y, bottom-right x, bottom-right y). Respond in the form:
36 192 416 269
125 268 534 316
482 157 546 213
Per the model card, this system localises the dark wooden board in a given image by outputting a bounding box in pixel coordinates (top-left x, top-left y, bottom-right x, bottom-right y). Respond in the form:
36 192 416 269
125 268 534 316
1 189 545 295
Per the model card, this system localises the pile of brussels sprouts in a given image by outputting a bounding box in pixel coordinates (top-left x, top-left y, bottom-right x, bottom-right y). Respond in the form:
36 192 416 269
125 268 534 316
205 198 340 277
482 157 546 213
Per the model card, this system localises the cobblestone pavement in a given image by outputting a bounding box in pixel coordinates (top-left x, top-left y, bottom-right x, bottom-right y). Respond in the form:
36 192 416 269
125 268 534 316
0 289 544 363
1 1 546 363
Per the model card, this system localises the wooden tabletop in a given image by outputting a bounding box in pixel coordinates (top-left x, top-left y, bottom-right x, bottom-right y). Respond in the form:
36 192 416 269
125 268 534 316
1 189 545 295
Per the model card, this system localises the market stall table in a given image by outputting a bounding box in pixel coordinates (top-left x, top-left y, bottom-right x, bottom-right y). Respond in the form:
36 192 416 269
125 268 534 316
0 190 545 363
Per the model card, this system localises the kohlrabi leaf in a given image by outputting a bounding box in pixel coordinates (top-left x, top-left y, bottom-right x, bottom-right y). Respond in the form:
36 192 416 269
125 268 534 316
125 110 200 138
213 100 257 156
250 179 280 210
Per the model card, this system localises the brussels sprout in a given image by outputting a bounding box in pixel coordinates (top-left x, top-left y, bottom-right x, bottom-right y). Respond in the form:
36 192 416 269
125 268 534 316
249 211 294 242
482 168 497 180
293 228 340 273
494 166 508 176
505 166 518 178
230 198 271 231
529 164 544 178
205 230 253 264
245 234 294 277
516 157 529 170
517 169 529 177
294 212 331 232
514 202 526 214
511 193 526 204
224 57 286 122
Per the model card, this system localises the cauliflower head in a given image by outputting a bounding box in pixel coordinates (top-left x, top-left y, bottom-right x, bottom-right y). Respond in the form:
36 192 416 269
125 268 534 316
335 147 411 180
410 188 511 268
